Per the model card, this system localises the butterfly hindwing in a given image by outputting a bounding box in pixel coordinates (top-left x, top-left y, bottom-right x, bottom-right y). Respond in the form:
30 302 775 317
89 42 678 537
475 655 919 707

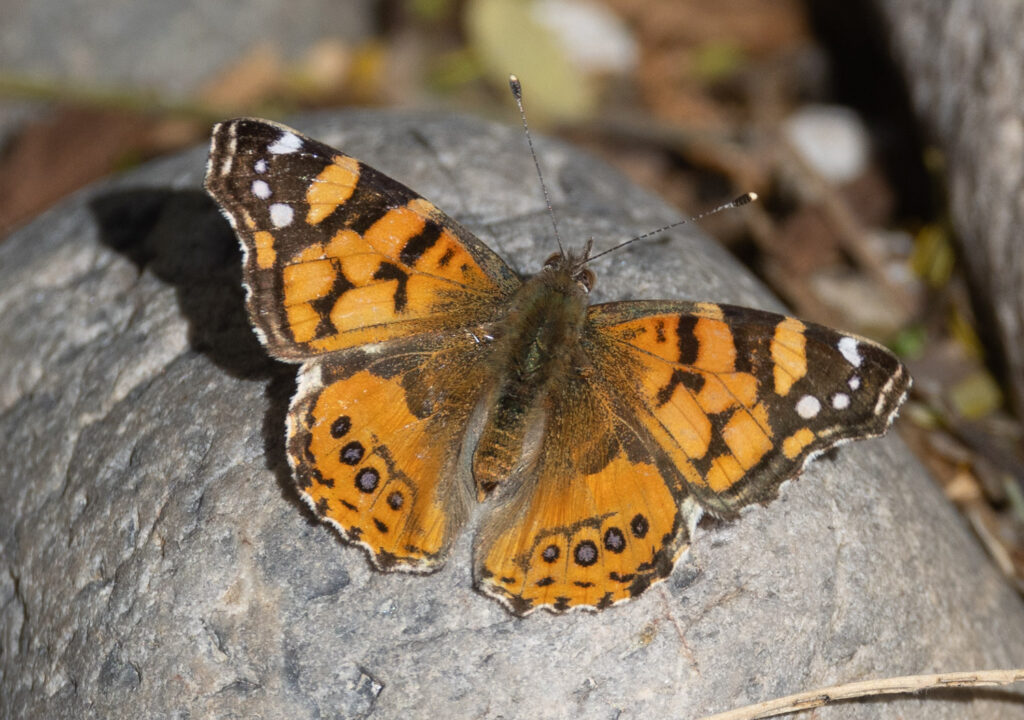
475 364 700 615
205 118 520 361
288 332 491 571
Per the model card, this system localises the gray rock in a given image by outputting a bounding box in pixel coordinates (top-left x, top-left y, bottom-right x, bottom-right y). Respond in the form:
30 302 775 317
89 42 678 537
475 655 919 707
0 0 374 96
1 112 1022 719
876 0 1024 418
0 0 375 142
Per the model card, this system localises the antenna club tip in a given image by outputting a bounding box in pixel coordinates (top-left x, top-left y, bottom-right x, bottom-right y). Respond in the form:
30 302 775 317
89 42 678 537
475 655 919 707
509 75 522 97
735 192 757 206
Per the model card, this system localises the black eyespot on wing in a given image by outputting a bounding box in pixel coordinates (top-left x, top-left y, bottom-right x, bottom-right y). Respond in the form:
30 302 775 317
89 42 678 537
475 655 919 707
573 540 598 567
355 467 379 493
330 415 352 438
603 527 626 553
340 441 365 465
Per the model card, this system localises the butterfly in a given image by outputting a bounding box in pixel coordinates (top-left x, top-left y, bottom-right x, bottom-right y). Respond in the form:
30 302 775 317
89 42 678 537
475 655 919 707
205 116 910 616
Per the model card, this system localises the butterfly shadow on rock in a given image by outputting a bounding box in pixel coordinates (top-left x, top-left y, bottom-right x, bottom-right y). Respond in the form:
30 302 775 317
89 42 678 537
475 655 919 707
89 188 300 505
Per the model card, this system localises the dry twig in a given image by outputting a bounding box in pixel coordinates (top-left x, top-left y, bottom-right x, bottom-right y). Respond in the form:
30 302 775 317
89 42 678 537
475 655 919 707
700 669 1024 720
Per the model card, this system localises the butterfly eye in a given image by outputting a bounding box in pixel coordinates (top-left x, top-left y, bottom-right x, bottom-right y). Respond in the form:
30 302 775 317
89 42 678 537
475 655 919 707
544 253 563 268
577 267 596 292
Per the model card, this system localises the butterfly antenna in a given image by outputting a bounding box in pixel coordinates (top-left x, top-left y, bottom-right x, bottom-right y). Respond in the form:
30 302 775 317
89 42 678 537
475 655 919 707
509 75 564 255
584 192 758 265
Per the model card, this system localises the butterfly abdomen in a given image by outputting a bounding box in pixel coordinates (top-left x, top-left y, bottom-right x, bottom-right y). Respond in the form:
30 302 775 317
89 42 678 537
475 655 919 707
472 265 590 500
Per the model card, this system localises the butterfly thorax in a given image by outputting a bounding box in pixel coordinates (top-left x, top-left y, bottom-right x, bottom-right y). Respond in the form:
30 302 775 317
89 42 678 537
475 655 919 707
472 254 591 501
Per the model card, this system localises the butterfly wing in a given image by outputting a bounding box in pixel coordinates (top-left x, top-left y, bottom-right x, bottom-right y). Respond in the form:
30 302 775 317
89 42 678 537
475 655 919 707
475 300 910 614
206 119 518 570
205 118 520 361
588 301 910 516
474 360 700 615
289 332 489 571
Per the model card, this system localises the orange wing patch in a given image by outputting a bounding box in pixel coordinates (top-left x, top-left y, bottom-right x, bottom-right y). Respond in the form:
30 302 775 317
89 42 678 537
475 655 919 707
290 370 459 569
474 361 697 615
771 317 807 396
278 198 507 353
782 427 817 459
253 230 276 269
305 154 359 224
593 309 773 500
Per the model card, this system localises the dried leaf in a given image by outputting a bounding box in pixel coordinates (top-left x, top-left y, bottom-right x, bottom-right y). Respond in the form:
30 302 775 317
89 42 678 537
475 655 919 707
950 371 1003 419
465 0 596 121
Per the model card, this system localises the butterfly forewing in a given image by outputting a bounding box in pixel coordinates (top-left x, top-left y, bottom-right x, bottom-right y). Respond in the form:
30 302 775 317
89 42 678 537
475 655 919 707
587 300 910 516
205 118 519 361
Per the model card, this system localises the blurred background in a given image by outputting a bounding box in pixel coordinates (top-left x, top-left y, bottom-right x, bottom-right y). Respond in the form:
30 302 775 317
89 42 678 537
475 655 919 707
1 0 1020 594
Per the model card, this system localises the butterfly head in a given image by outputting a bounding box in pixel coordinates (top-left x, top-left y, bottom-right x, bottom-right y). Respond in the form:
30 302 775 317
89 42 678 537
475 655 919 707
542 239 596 294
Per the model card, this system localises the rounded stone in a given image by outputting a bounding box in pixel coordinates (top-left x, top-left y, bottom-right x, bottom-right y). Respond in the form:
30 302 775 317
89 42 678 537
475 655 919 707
1 111 1021 720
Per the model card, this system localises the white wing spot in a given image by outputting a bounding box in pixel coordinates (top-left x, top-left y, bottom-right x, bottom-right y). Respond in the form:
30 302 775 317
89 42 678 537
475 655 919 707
832 393 851 410
254 158 268 173
838 337 863 367
848 375 861 391
269 203 294 228
268 132 302 154
252 179 272 199
796 395 821 419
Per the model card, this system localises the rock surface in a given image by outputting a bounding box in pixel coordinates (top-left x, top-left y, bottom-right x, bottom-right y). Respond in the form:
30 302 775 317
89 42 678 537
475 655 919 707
0 0 374 97
877 0 1024 418
2 112 1022 719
